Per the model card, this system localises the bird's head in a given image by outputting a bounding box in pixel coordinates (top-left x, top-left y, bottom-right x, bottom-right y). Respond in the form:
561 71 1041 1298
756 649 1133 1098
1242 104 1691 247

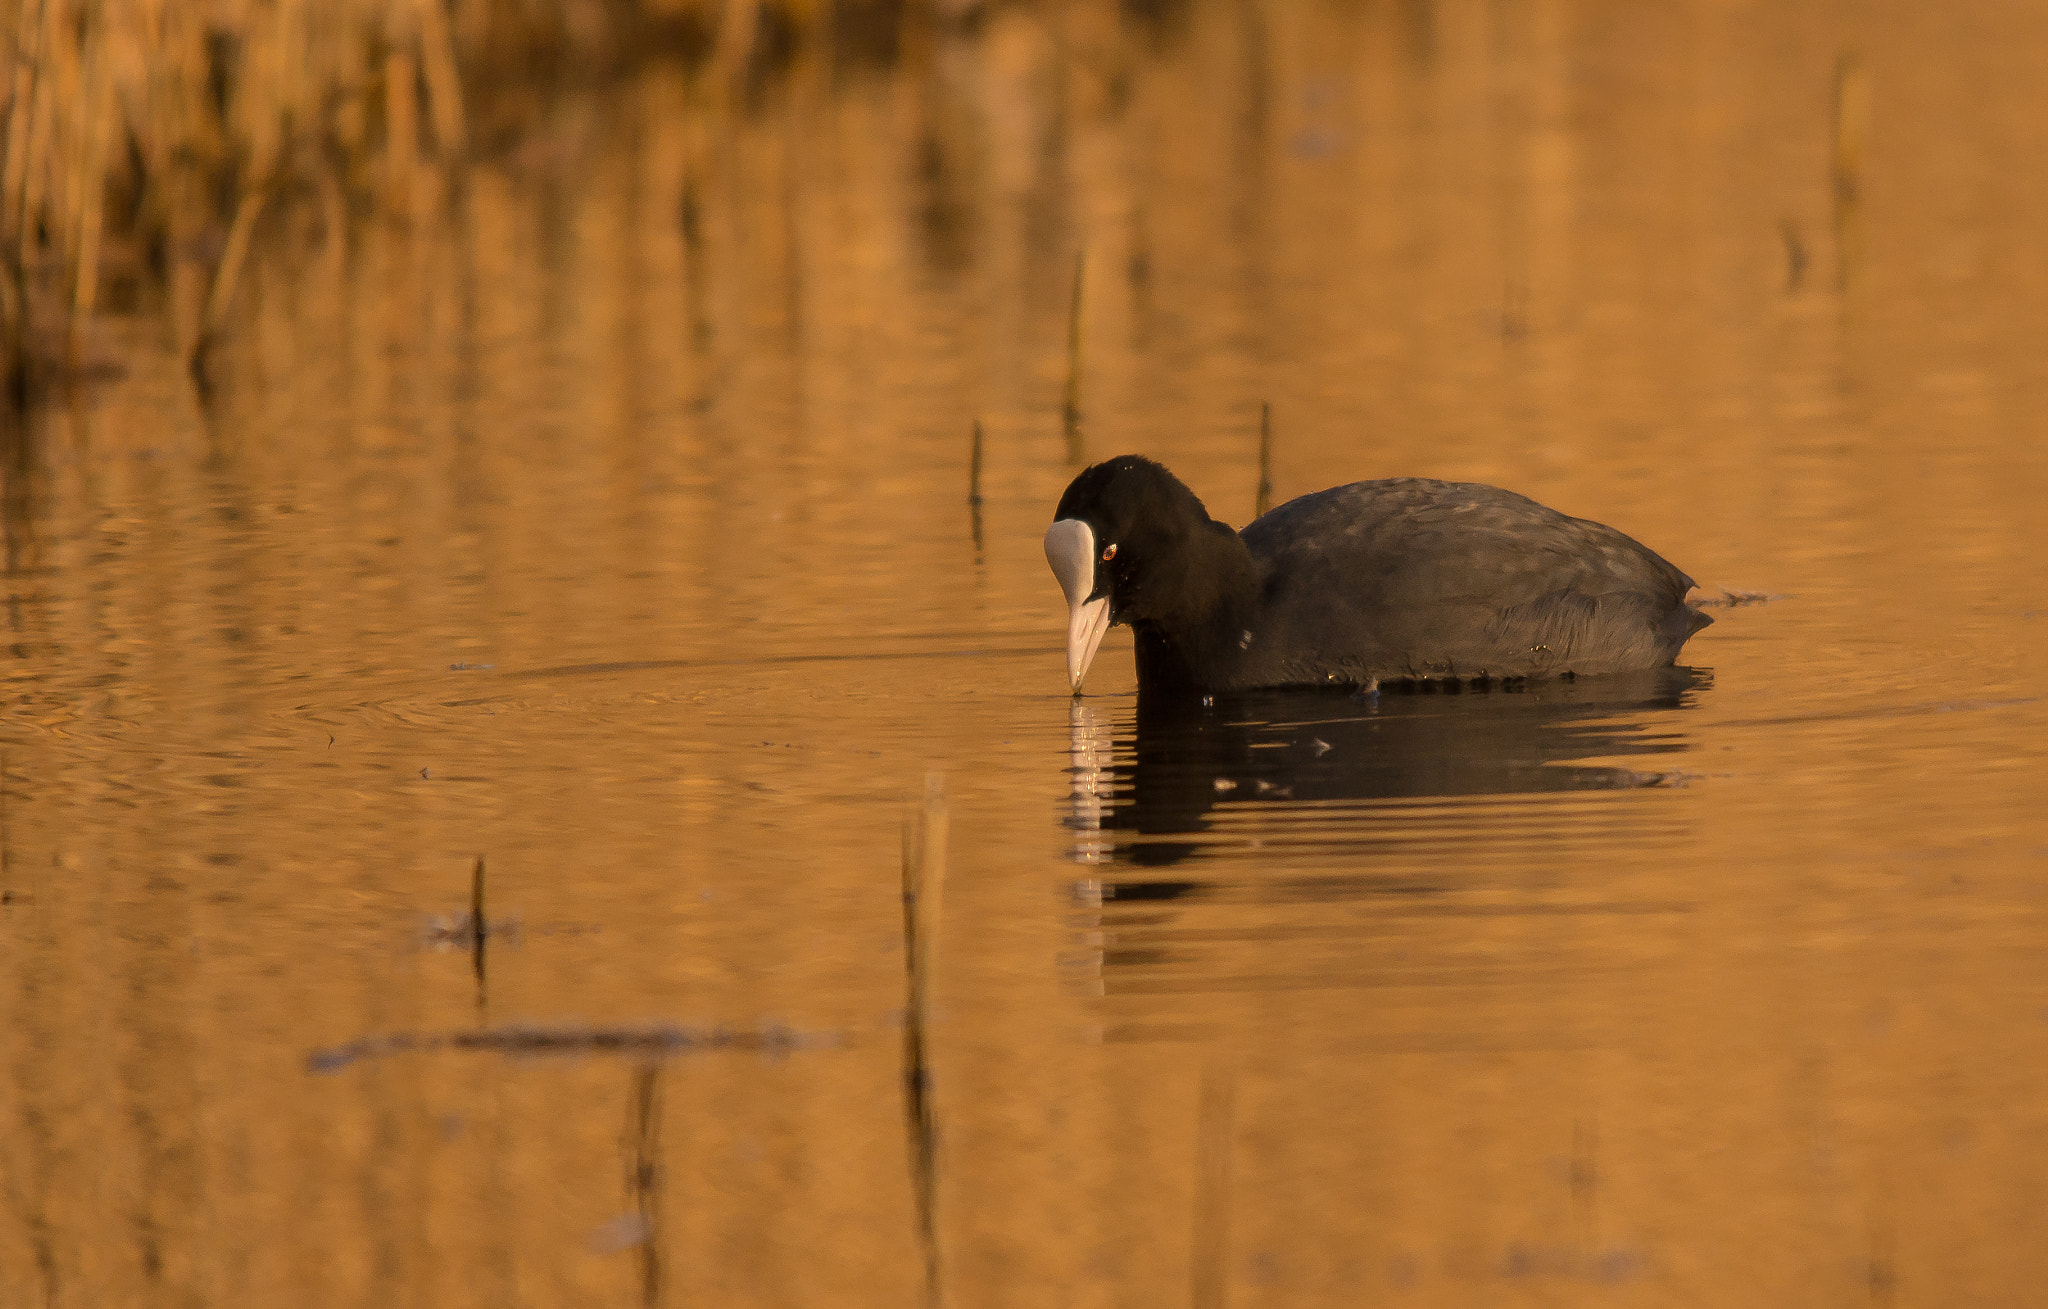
1044 455 1233 692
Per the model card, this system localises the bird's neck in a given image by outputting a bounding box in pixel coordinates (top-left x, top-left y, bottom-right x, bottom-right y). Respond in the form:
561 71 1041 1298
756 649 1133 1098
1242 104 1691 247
1131 526 1262 693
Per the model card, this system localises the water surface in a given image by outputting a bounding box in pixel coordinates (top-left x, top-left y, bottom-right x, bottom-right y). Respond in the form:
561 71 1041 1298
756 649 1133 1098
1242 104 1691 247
4 3 2047 1304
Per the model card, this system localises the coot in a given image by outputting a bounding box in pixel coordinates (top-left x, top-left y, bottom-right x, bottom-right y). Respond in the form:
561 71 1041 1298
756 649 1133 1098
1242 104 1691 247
1045 456 1711 695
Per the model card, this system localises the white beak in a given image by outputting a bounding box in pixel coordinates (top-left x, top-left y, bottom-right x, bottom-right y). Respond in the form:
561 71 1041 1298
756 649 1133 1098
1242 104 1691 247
1044 518 1113 693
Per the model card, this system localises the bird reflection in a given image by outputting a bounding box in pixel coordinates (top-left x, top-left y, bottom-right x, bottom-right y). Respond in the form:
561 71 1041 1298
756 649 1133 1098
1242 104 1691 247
1066 668 1707 869
1063 670 1709 1007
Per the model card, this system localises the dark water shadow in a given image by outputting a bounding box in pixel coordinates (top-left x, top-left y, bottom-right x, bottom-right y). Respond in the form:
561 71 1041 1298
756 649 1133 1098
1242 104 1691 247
1064 669 1711 1004
1068 667 1709 870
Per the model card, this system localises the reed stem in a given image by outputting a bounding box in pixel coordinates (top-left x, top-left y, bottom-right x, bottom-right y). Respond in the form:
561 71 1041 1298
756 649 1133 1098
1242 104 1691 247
1063 249 1086 464
417 0 469 158
190 185 268 378
1255 401 1273 519
968 419 984 507
626 1063 664 1306
1190 1064 1238 1309
1831 53 1867 292
469 854 489 1023
968 419 985 559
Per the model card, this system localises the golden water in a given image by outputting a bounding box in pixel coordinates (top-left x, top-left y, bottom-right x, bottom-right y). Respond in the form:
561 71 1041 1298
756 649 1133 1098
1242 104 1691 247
4 3 2046 1304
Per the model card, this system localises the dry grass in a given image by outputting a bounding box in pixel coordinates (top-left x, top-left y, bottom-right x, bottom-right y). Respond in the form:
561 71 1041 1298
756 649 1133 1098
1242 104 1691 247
0 0 931 395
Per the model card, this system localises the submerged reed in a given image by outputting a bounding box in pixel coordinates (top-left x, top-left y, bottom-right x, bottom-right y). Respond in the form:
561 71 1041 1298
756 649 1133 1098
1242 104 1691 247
902 771 948 1308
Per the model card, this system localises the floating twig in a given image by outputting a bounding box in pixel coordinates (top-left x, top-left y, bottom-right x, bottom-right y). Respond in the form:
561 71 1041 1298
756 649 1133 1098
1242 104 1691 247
1694 589 1779 608
306 1022 826 1074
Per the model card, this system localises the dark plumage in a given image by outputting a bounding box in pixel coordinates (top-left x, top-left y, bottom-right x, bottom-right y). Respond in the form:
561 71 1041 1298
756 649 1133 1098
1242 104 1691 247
1045 455 1711 695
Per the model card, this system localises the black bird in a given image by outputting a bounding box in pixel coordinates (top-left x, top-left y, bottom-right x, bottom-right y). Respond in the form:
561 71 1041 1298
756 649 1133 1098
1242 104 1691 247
1044 456 1711 695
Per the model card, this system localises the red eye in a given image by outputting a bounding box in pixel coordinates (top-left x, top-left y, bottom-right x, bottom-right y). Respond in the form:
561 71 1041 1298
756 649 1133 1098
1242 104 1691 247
1101 544 1117 561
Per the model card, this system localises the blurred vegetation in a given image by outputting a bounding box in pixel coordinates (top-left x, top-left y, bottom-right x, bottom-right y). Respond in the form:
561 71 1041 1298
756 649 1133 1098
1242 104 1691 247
0 0 981 399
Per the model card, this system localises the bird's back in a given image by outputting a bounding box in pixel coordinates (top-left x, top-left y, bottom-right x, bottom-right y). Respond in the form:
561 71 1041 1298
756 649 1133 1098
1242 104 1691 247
1235 478 1708 685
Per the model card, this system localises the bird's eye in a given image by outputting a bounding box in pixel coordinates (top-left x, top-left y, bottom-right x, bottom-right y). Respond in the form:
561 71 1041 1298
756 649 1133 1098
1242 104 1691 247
1101 544 1117 562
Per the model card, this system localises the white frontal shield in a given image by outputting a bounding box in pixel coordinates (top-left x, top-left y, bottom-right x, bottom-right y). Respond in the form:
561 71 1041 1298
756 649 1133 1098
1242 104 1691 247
1044 518 1112 693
